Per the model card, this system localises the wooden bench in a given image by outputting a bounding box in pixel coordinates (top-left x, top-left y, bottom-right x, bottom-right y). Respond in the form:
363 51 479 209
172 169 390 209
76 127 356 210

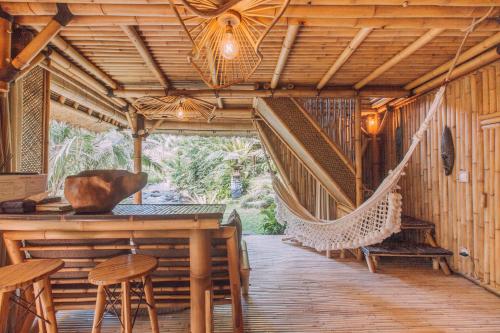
362 216 453 275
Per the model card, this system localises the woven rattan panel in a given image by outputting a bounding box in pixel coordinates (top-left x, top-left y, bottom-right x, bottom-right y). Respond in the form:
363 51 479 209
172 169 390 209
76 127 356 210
263 97 356 203
20 67 45 173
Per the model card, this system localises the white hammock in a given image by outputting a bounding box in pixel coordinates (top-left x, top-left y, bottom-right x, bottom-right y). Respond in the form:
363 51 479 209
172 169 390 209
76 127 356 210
273 86 446 252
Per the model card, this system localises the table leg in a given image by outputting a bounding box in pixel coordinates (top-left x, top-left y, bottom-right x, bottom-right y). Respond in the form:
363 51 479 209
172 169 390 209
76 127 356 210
122 281 132 333
226 231 243 333
0 291 12 333
190 229 212 333
3 238 34 333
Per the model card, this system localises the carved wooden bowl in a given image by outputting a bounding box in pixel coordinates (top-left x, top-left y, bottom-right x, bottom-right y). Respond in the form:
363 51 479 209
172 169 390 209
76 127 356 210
64 170 148 213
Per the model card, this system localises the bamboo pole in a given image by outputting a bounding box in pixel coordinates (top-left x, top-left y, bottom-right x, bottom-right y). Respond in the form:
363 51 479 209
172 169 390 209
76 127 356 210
114 86 408 99
3 4 498 18
16 15 500 30
189 229 212 333
133 116 143 205
413 47 500 95
354 28 444 89
42 69 50 173
317 27 372 90
120 25 169 88
0 4 73 84
405 32 500 90
2 0 499 5
270 24 300 89
354 95 363 206
39 31 118 89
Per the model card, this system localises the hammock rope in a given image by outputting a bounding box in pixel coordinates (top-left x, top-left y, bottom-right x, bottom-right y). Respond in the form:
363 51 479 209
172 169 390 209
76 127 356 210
259 10 494 252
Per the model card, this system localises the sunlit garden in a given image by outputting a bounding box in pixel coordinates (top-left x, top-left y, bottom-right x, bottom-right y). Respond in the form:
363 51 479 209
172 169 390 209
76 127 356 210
48 121 283 234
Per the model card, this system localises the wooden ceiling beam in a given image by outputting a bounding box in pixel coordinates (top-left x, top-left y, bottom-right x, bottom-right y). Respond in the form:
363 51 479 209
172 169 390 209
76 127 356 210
46 32 119 89
270 23 300 89
113 86 409 99
405 31 500 90
3 4 497 18
15 16 500 30
120 25 169 88
2 0 499 6
413 45 500 94
317 27 372 90
354 28 444 90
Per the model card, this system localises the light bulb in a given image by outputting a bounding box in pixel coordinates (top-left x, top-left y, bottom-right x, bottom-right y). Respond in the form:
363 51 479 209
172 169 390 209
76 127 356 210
220 24 239 60
177 106 185 119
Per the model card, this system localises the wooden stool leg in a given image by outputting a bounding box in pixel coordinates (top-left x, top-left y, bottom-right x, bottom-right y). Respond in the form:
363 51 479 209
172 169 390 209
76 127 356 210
205 289 213 333
92 285 106 333
438 257 452 275
33 282 47 333
142 276 159 333
227 231 243 333
365 254 376 273
0 291 12 333
37 277 58 333
121 281 132 333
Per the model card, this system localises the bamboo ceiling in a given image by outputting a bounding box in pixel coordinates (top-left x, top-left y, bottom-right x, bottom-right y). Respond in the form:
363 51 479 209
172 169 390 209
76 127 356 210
1 1 499 131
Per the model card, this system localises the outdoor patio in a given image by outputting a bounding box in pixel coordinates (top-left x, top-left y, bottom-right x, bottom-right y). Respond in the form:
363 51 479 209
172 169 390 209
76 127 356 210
57 235 500 333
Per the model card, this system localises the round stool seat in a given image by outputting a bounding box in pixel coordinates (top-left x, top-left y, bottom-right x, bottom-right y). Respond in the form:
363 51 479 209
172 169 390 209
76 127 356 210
89 254 158 286
0 259 64 293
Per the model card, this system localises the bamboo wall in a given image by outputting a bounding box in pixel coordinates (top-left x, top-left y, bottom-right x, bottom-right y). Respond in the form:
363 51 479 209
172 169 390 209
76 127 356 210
381 60 500 293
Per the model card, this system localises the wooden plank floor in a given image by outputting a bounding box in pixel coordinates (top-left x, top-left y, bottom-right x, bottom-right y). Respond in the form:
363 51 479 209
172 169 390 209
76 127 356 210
58 235 500 332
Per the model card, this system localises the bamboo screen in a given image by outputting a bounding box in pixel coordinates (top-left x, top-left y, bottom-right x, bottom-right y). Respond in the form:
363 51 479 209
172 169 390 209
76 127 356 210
260 121 337 220
299 98 356 164
20 67 46 173
381 60 500 294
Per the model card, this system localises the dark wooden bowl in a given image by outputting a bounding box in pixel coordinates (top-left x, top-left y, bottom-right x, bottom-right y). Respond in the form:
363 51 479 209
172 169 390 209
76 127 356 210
64 170 148 213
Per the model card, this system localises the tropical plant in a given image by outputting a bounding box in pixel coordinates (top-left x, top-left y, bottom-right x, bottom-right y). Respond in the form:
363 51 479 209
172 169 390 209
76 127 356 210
259 203 284 235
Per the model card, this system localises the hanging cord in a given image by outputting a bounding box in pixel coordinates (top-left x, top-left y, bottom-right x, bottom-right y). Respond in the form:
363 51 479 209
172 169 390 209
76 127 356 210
442 6 495 85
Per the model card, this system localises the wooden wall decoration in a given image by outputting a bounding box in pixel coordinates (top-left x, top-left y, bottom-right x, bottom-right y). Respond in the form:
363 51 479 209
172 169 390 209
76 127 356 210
441 126 455 176
381 60 500 294
169 0 290 88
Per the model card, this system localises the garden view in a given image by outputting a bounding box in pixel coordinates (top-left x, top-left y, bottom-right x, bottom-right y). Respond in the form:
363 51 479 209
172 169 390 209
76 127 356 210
48 121 284 235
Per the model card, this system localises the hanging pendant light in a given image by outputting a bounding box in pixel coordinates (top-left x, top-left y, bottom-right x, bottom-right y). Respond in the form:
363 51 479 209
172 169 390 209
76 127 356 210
133 96 216 122
220 23 239 60
169 0 291 89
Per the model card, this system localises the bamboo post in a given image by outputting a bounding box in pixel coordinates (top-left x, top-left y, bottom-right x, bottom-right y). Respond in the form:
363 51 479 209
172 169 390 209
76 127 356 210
270 23 300 89
354 95 363 206
133 114 144 204
3 239 35 333
42 69 51 173
226 230 243 332
371 132 381 187
189 229 212 333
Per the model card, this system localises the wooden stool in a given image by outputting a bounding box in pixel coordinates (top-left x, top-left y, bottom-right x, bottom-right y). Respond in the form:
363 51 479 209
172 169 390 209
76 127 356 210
88 254 159 333
0 259 64 333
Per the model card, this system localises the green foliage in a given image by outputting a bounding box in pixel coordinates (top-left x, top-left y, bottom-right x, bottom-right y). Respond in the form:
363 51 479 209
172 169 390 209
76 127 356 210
48 121 168 195
259 203 285 235
165 136 269 203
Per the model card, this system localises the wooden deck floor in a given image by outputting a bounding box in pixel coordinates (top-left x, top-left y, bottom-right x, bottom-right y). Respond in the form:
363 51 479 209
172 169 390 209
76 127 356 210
58 235 500 332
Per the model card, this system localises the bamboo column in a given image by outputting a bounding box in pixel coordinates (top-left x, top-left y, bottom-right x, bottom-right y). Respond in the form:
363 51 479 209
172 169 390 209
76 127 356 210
354 95 363 206
133 114 145 205
189 229 212 333
371 132 381 187
133 115 145 204
0 10 12 178
42 70 51 173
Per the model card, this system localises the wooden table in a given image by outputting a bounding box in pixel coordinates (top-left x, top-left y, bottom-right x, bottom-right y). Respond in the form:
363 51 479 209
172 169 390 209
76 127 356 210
0 204 226 333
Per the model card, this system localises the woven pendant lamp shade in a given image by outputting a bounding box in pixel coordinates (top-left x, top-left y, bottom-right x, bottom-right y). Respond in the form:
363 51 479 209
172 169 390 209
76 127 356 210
169 0 291 89
133 96 217 122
